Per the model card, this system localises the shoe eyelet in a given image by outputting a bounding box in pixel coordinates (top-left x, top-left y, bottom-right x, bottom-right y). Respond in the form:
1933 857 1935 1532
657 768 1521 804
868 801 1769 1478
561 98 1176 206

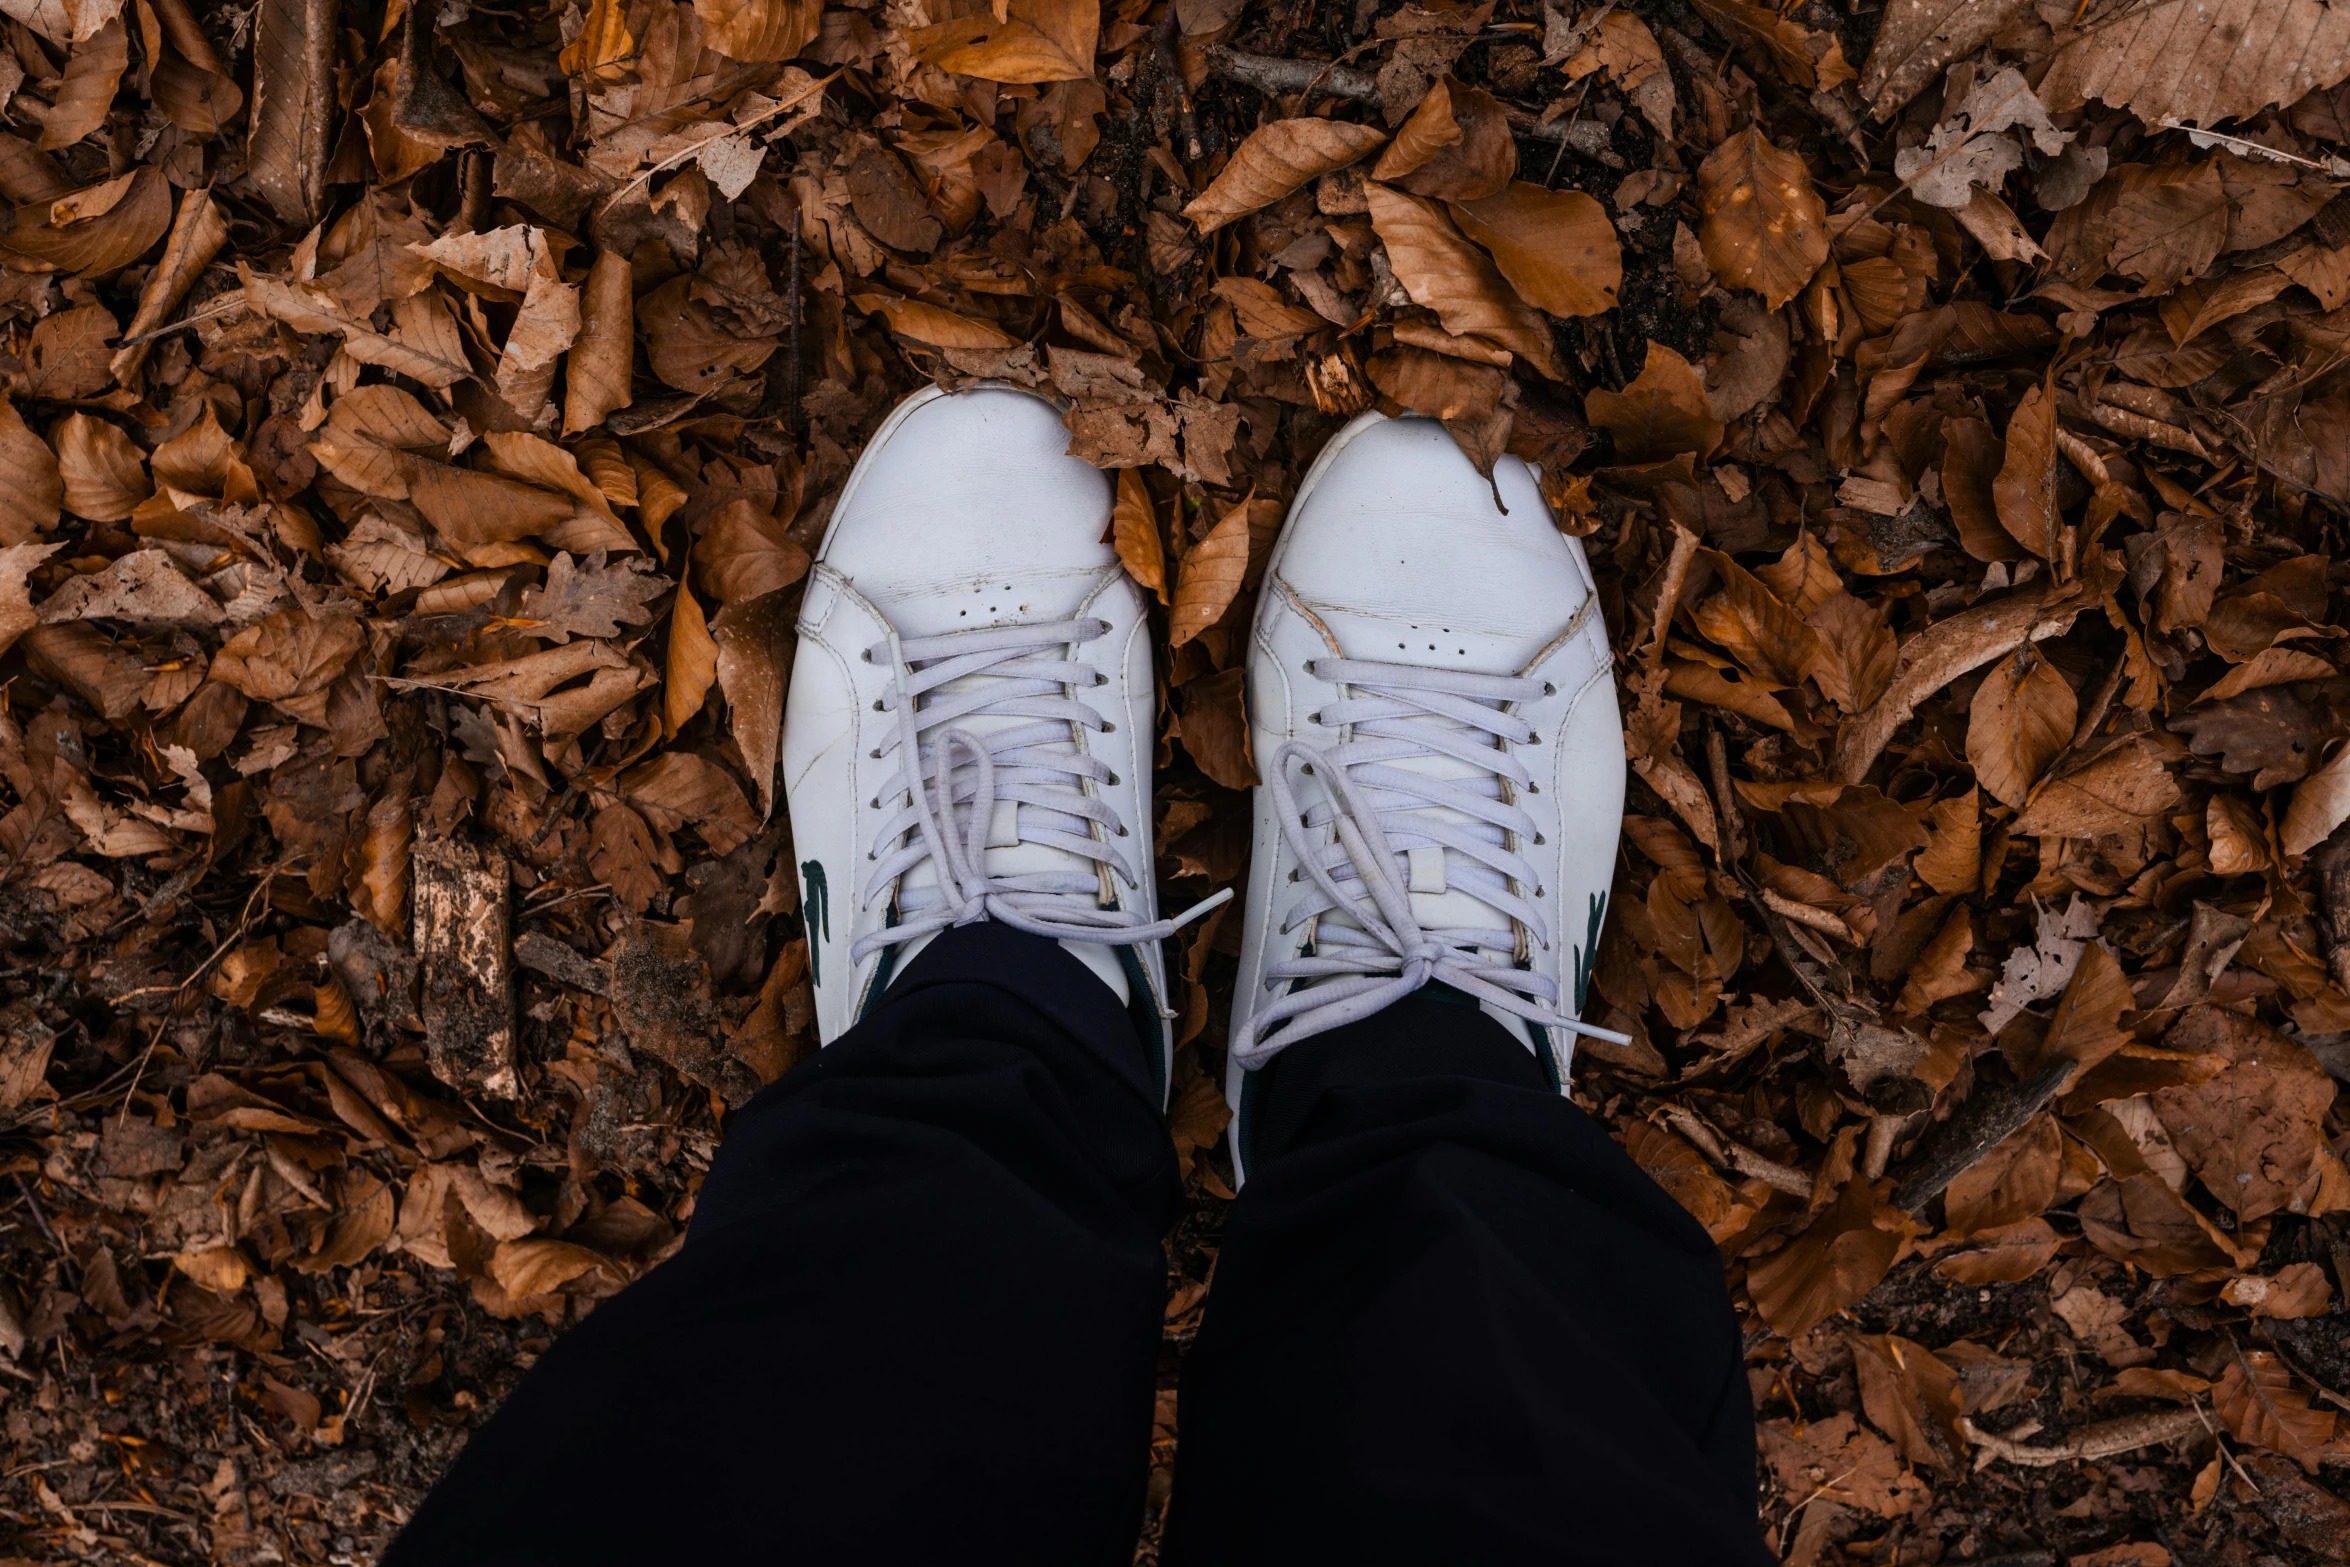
1116 826 1128 836
872 700 885 712
1526 783 1539 794
869 747 883 759
1526 732 1541 745
1534 833 1546 845
1309 711 1323 725
1101 722 1116 733
1542 682 1555 696
861 649 873 663
1105 772 1119 785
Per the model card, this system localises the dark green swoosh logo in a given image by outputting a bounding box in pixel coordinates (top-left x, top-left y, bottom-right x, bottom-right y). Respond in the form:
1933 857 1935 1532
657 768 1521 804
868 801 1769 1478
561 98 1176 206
802 860 829 984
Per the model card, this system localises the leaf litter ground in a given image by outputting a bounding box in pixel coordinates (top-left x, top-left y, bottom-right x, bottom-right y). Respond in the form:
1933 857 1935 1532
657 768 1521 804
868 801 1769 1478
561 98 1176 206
3 0 2350 1561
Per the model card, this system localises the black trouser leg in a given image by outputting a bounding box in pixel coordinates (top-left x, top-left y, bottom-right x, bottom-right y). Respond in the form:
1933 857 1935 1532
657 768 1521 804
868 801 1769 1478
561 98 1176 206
387 922 1178 1567
1164 992 1770 1567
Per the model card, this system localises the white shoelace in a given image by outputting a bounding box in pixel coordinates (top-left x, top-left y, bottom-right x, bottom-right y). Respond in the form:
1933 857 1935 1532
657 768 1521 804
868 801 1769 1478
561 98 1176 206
850 619 1228 966
1235 657 1631 1070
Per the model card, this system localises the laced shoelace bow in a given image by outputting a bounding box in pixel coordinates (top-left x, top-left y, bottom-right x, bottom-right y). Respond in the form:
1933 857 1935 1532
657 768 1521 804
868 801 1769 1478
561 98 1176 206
1235 658 1631 1070
850 619 1227 966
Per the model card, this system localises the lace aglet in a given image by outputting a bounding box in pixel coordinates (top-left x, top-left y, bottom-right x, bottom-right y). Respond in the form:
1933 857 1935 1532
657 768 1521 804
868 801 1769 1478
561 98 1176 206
1166 887 1234 932
1563 1017 1633 1046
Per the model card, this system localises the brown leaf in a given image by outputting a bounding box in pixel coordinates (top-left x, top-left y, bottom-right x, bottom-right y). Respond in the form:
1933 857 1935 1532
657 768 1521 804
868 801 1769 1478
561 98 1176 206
2219 1261 2334 1319
0 165 171 276
565 250 636 436
2214 1349 2339 1473
1931 1216 2059 1284
2012 736 2182 837
1169 492 1252 649
40 20 126 151
665 581 720 739
2152 1007 2335 1220
1967 648 2075 807
490 1237 619 1300
1177 667 1256 790
213 607 367 710
54 412 152 522
906 0 1098 84
696 498 810 605
713 589 791 817
1585 341 1724 463
1183 118 1388 236
1746 1175 1905 1339
1696 128 1830 311
1991 380 2059 560
1758 1411 1928 1518
1858 0 2031 122
517 552 667 643
852 293 1018 350
2285 740 2350 856
695 0 821 62
0 400 62 543
1371 76 1515 202
2040 0 2350 130
1447 182 1620 319
1943 1111 2061 1236
1365 183 1559 376
1112 468 1167 605
248 0 337 226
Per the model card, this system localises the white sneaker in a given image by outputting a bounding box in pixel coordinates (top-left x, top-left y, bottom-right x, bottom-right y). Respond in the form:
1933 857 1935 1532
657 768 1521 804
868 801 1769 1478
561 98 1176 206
1227 411 1630 1182
781 385 1226 1100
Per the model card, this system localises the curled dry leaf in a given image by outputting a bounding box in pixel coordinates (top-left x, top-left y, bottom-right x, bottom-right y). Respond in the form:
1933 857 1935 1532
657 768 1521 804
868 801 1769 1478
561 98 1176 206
1183 118 1388 236
665 581 720 739
907 0 1099 84
0 163 170 275
1696 128 1830 310
853 294 1019 350
1447 182 1620 318
1992 379 2059 561
694 0 820 62
1585 341 1724 463
1371 76 1515 202
54 412 152 521
564 250 636 436
1368 184 1559 376
1169 493 1252 650
0 400 62 543
1112 468 1167 606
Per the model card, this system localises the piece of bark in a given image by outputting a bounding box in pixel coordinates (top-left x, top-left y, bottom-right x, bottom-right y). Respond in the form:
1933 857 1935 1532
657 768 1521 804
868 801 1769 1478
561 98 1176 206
607 919 761 1106
1890 1059 2077 1212
413 838 518 1098
515 930 610 996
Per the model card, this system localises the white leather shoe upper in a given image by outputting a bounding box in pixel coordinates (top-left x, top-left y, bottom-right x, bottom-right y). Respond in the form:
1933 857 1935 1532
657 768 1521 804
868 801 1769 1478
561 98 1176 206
782 385 1178 1087
1228 411 1628 1180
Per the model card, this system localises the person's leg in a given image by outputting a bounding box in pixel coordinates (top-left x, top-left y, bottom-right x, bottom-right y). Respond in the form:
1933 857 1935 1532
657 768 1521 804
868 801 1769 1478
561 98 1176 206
388 922 1177 1567
1163 989 1768 1566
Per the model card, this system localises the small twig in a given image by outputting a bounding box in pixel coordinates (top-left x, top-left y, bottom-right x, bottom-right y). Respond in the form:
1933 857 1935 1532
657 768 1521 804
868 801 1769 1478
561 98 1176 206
1206 47 1610 150
1889 1058 2078 1212
598 69 841 217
